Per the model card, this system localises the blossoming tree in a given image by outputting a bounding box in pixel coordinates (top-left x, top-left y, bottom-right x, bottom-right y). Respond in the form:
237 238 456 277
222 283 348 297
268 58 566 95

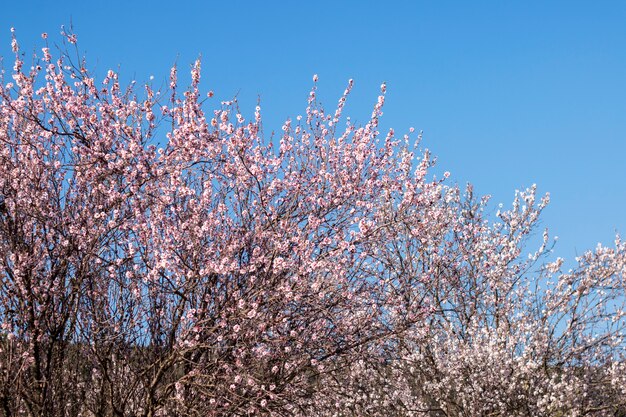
0 29 624 417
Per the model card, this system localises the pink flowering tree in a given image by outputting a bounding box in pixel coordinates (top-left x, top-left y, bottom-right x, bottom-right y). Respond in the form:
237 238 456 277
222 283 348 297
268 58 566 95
0 29 446 416
0 29 625 417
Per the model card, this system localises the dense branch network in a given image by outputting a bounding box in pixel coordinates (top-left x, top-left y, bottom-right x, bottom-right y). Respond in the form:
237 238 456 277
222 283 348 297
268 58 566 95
0 29 625 417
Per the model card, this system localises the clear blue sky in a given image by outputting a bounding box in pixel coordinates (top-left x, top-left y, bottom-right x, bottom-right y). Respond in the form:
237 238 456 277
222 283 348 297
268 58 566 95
3 1 625 264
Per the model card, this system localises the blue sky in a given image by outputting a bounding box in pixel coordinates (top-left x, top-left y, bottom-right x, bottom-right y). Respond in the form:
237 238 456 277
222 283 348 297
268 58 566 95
3 1 625 264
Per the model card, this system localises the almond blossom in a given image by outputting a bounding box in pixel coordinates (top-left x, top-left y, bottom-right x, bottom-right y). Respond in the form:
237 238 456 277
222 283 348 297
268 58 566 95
0 29 624 417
